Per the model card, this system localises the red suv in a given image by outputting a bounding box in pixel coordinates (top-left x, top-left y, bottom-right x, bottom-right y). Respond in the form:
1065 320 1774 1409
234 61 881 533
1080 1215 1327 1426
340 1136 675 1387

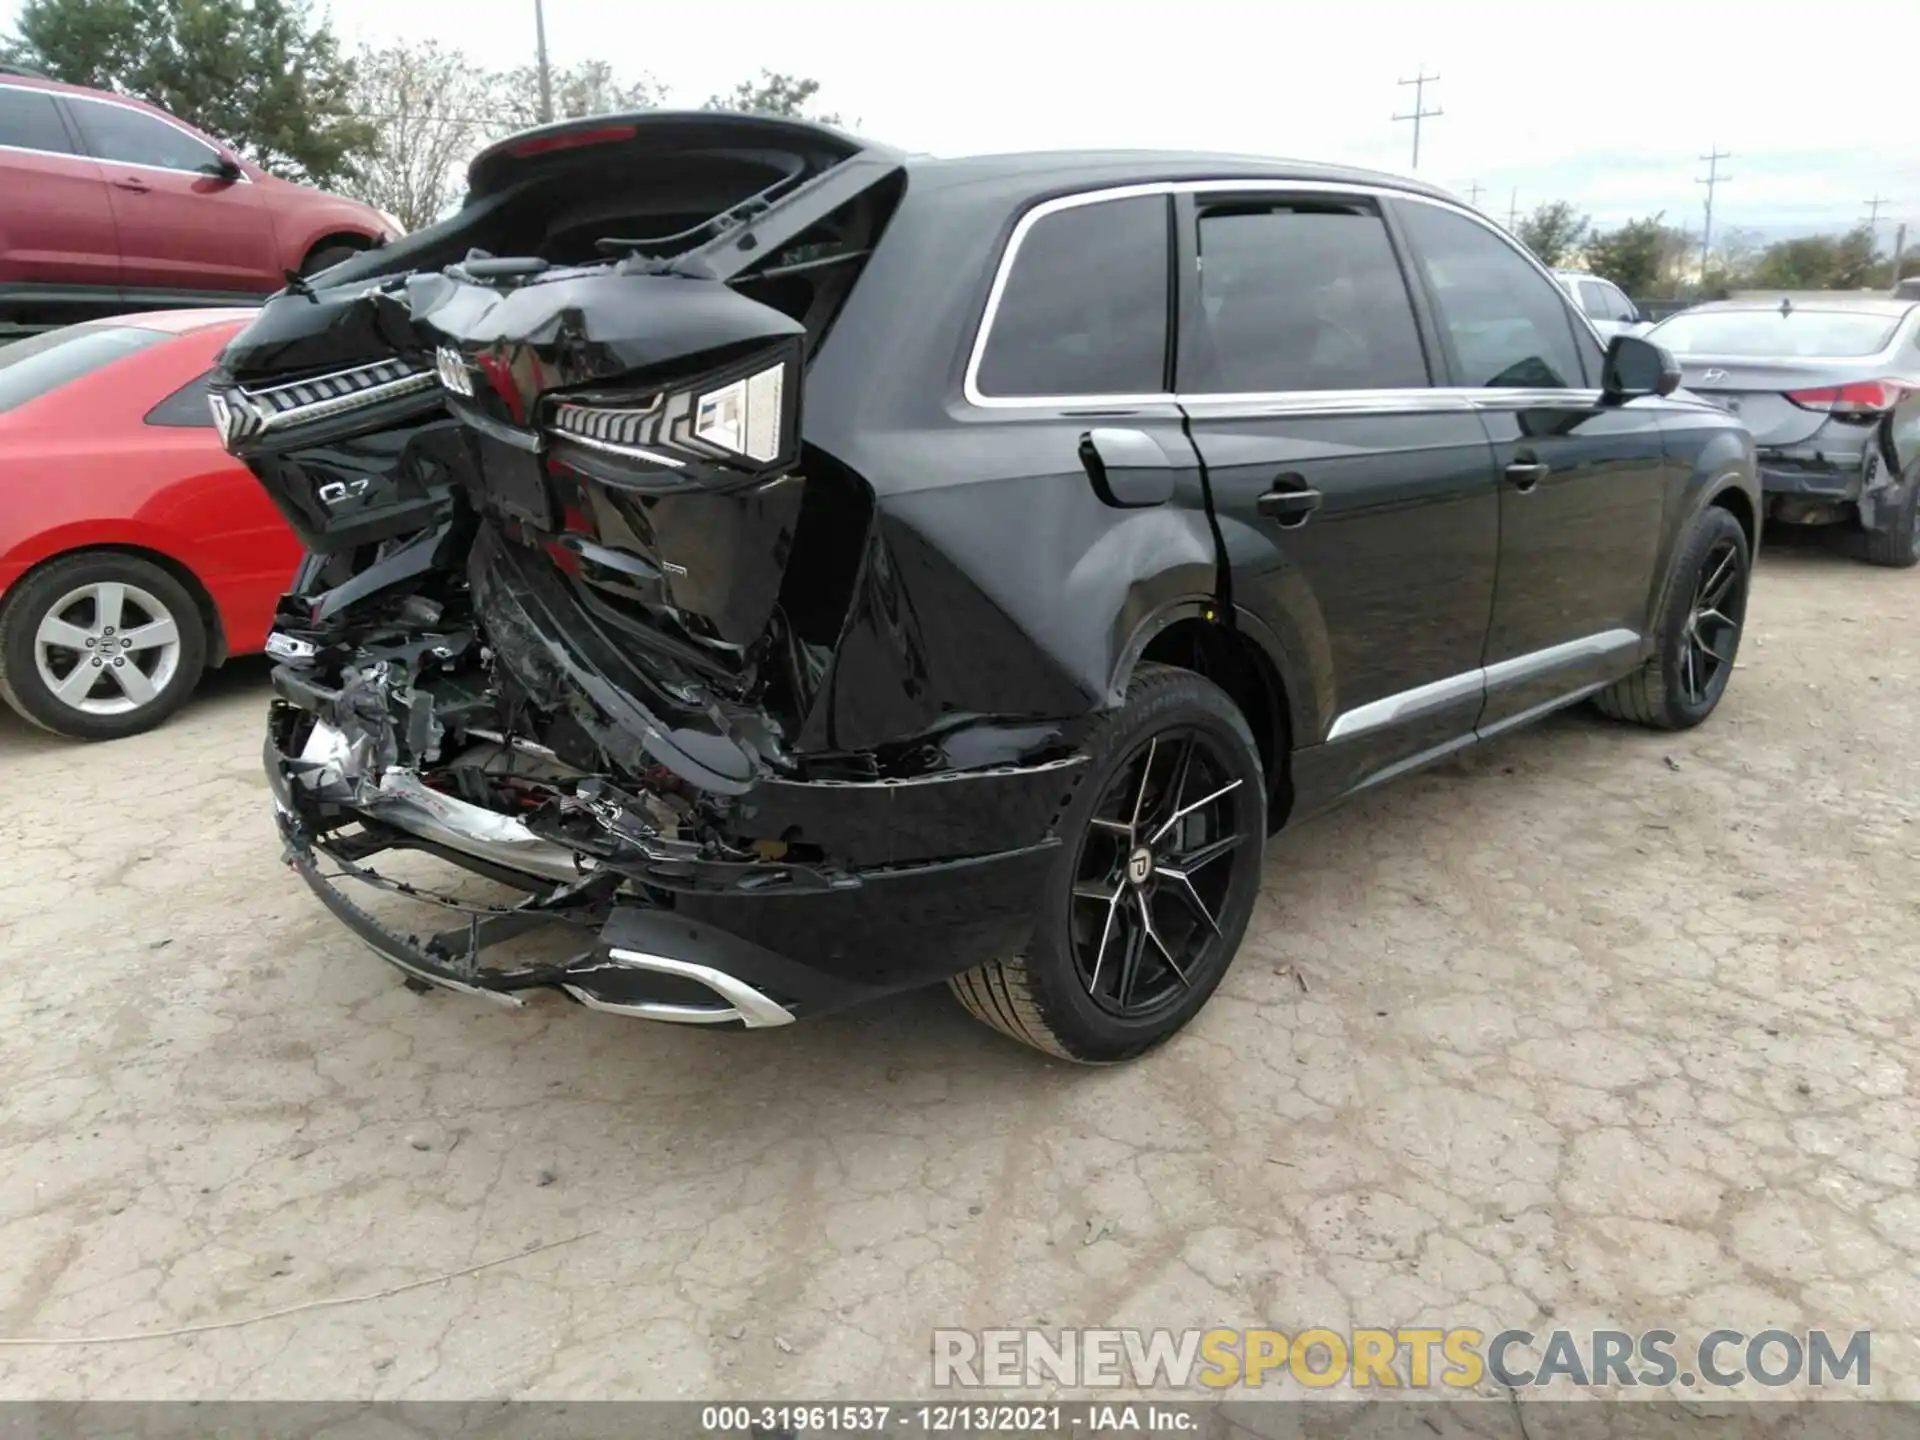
0 67 399 330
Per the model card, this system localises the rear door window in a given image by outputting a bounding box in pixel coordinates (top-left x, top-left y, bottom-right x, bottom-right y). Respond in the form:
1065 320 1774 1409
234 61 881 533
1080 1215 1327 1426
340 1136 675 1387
0 324 167 415
144 368 217 427
974 194 1170 398
1579 280 1614 319
1396 201 1596 388
68 95 223 173
1185 202 1430 393
0 83 75 154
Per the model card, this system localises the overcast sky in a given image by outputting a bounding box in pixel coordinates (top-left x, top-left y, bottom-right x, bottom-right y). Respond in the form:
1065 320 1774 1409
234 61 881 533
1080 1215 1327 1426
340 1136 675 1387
7 0 1916 243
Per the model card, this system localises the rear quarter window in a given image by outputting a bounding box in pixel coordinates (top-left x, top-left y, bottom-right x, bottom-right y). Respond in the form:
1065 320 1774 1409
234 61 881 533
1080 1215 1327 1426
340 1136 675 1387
0 83 74 153
144 368 217 427
974 194 1170 399
0 325 167 415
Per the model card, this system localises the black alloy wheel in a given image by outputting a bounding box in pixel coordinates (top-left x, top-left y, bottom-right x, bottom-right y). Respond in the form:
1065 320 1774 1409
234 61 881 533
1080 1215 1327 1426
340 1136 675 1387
1678 534 1745 709
1070 728 1253 1020
1593 504 1751 731
948 664 1267 1062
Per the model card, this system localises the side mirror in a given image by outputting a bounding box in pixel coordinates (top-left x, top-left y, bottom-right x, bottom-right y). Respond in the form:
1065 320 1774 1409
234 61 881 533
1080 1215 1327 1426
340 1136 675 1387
1079 428 1175 508
203 153 244 181
1601 334 1681 401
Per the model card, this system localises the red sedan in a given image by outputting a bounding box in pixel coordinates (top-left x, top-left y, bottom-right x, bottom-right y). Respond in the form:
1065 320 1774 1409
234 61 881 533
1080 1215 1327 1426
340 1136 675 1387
0 310 301 738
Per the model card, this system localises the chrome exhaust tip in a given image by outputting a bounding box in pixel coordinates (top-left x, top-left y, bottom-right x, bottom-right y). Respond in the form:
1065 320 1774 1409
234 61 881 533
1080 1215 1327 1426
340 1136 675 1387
561 948 795 1028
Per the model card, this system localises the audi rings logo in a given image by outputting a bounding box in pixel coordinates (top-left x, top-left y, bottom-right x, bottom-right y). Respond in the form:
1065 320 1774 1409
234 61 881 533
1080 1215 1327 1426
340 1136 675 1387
435 346 476 397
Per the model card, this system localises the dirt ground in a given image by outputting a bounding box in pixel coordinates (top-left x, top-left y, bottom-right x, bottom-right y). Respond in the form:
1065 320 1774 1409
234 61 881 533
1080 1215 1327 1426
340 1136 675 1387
0 530 1915 1402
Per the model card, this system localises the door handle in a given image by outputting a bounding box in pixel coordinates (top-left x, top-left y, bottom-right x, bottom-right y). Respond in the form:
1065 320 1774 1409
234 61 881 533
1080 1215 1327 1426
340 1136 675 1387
112 176 151 193
1257 474 1323 527
1505 460 1549 492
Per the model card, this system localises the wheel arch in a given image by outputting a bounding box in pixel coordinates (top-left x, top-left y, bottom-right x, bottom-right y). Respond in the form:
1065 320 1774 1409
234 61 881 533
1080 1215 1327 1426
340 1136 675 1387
299 232 374 274
1120 603 1301 830
1704 476 1758 555
3 543 226 666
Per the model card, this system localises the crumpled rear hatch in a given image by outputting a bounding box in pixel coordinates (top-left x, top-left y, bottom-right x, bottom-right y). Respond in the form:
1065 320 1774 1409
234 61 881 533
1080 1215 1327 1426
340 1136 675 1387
211 113 906 782
411 259 808 659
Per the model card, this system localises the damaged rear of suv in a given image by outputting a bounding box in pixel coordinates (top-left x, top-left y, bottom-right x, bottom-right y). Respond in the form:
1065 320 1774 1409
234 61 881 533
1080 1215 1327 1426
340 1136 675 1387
215 113 1756 1061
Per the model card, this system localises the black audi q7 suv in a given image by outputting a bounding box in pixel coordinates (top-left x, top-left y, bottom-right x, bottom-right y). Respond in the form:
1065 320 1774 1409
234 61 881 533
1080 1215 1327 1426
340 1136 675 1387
211 112 1760 1062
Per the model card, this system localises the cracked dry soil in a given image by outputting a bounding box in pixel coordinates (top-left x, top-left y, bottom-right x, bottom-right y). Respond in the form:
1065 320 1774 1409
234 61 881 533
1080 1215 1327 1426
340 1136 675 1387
0 532 1915 1401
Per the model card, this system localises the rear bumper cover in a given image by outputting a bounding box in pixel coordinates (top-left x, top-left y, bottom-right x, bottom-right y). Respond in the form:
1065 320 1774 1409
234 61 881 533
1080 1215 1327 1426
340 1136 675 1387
1757 460 1864 502
265 708 1073 1021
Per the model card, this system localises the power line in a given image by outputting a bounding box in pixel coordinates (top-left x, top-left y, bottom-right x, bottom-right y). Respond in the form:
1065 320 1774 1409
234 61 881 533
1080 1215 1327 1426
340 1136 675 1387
1697 147 1731 279
1392 68 1440 171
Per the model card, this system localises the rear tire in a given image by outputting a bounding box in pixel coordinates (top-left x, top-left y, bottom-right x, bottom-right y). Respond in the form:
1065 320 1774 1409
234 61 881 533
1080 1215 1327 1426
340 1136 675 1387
1858 470 1919 568
948 664 1266 1063
1592 505 1749 731
0 552 208 740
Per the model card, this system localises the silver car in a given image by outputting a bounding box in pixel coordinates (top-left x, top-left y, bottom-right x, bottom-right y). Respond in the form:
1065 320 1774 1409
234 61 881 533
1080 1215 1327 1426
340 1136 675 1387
1553 270 1651 338
1648 297 1920 567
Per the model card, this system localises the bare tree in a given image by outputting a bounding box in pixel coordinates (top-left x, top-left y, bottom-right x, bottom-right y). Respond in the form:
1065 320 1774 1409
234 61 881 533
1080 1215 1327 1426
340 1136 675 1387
705 69 839 125
346 40 495 230
493 58 663 134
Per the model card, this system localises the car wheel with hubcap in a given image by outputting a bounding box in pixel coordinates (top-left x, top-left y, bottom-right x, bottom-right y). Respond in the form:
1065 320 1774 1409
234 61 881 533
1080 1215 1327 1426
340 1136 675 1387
949 664 1266 1062
0 552 208 740
1592 504 1750 731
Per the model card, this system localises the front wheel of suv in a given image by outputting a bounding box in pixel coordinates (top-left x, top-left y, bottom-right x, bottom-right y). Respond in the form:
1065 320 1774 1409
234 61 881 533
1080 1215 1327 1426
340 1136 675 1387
948 664 1267 1063
1592 505 1750 732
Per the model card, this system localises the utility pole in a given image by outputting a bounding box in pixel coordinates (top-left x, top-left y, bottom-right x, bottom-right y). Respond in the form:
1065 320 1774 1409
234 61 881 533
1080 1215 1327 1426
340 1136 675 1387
1507 188 1519 230
1697 147 1731 280
1392 68 1441 171
534 0 553 124
1864 194 1890 229
1465 180 1485 209
1892 222 1908 287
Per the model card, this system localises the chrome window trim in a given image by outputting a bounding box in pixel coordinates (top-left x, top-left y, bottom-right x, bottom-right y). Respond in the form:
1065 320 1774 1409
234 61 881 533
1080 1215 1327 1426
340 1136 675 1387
1325 628 1640 743
1175 386 1604 417
961 177 1607 411
0 140 82 163
0 81 251 183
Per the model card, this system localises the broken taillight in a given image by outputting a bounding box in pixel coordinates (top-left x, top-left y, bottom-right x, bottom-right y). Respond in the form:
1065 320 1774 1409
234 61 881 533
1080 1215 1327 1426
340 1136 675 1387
545 343 801 474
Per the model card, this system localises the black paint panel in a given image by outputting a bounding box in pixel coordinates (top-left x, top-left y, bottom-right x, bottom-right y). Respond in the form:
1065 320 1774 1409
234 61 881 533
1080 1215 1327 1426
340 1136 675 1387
1475 399 1668 728
1184 403 1499 802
